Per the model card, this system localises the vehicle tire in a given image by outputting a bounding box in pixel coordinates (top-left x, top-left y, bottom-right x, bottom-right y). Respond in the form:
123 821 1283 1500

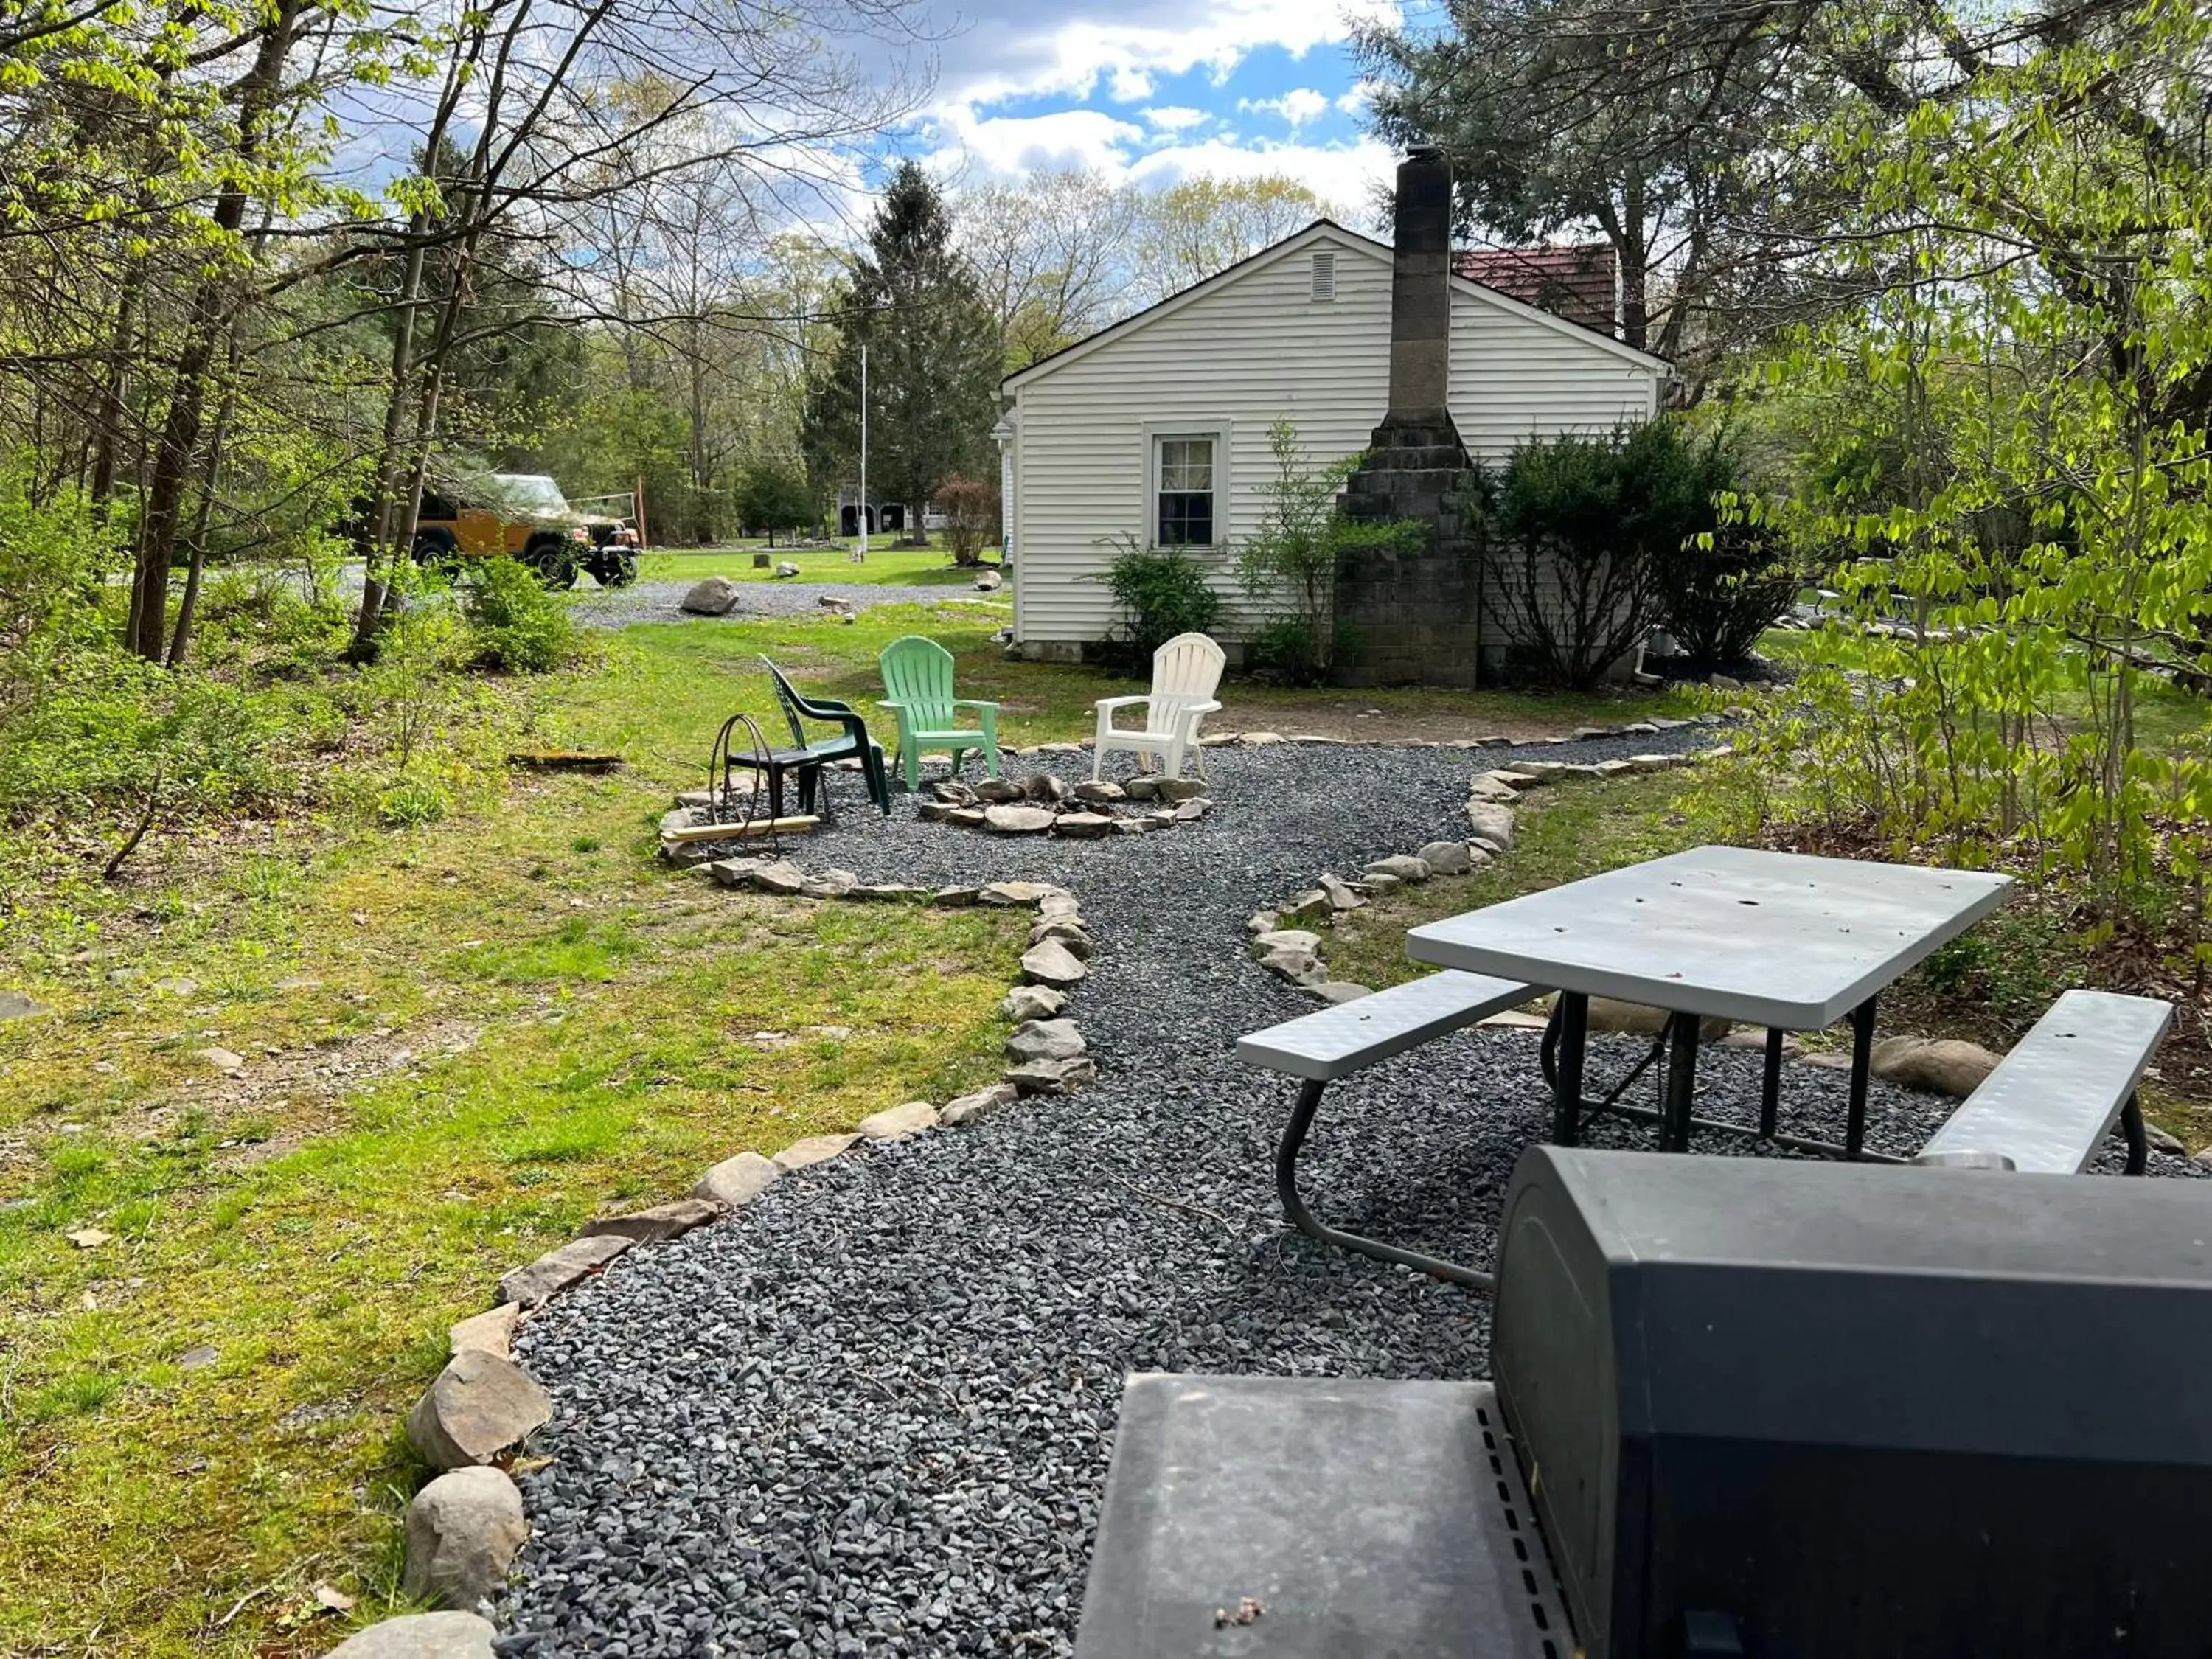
411 526 461 573
523 534 577 589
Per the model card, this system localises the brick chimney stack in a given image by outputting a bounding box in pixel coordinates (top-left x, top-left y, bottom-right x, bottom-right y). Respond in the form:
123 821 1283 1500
1386 145 1455 430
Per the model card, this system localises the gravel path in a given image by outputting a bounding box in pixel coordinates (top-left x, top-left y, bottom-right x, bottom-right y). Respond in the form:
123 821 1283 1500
501 738 2197 1656
568 579 1004 631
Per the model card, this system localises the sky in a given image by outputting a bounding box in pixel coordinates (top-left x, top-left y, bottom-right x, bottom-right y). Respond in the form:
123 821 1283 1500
902 0 1408 225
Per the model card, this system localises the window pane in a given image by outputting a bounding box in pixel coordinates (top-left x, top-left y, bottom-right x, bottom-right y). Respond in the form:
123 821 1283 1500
1158 493 1213 546
1159 437 1212 492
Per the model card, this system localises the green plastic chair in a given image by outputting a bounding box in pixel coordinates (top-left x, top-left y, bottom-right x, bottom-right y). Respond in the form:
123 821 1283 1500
877 635 1001 791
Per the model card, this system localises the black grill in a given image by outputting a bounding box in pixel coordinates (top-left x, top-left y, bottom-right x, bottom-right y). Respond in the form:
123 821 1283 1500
1494 1148 2212 1658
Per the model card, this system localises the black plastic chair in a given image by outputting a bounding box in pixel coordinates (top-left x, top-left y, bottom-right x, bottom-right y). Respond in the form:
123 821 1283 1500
762 658 892 815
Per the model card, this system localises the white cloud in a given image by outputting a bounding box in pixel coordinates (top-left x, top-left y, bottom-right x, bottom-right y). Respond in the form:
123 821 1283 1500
928 105 1149 177
934 1 1400 108
1139 105 1211 131
1237 87 1330 127
1109 64 1155 101
1335 78 1377 116
1126 134 1397 222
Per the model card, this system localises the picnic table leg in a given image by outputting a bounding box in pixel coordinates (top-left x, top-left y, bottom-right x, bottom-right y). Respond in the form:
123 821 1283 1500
1661 1012 1700 1152
1759 1028 1785 1138
1548 992 1588 1145
1844 995 1877 1159
1273 1080 1495 1292
2121 1091 2149 1175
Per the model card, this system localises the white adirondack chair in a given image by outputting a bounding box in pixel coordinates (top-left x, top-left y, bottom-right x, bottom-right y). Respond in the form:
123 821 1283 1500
1093 632 1227 782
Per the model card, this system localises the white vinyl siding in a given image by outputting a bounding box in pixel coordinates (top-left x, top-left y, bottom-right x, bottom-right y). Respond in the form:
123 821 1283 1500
1006 223 1663 645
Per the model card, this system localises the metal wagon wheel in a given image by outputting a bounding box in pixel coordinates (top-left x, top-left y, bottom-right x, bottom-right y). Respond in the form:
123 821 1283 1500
706 712 784 856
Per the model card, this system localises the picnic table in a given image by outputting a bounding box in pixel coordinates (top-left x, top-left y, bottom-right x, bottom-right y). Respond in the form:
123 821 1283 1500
1405 845 2014 1161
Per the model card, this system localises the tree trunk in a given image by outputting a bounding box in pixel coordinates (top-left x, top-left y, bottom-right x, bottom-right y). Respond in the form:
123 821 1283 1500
129 0 303 660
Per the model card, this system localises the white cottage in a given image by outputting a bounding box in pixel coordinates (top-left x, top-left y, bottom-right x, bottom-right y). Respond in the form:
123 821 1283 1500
995 213 1669 666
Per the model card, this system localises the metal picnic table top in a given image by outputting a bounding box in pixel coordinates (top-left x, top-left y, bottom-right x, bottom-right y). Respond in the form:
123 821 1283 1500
1405 845 2014 1032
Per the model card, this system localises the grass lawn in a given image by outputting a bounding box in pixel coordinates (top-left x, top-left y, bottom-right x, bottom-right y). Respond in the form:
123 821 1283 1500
0 597 1742 1656
631 543 981 587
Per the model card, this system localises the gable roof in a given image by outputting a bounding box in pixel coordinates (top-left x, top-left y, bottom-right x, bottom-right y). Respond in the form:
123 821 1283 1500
1003 218 1668 393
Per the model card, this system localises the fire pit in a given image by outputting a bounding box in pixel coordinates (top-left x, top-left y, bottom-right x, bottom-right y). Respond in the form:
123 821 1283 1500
917 773 1211 838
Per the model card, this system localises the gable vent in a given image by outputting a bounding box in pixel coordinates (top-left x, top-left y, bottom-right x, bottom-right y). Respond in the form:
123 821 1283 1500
1310 248 1335 302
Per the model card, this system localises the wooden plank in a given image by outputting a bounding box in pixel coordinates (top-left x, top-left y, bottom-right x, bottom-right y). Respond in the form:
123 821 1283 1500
659 815 819 844
507 749 625 773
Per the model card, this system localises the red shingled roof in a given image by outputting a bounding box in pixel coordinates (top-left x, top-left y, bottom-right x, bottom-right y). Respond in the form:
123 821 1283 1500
1453 244 1618 338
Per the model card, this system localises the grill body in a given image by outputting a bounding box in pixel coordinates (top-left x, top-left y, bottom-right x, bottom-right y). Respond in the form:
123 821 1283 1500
1493 1149 2212 1659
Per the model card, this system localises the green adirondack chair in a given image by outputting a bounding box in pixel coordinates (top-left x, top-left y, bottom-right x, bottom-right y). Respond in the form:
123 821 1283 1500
877 635 1001 791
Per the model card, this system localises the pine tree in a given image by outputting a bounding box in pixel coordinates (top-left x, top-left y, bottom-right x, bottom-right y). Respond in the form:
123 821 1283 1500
802 161 1001 540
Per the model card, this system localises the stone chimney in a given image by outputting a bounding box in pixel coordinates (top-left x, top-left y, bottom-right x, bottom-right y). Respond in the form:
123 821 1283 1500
1385 145 1456 431
1331 147 1483 687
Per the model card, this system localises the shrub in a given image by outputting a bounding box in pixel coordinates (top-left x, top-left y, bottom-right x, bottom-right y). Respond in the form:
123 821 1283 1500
377 778 450 827
936 476 1000 566
1475 420 1761 687
1653 516 1798 670
462 556 574 672
1092 535 1221 662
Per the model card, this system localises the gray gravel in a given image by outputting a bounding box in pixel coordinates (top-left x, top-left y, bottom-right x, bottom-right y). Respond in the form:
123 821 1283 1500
568 579 1005 631
501 736 2197 1657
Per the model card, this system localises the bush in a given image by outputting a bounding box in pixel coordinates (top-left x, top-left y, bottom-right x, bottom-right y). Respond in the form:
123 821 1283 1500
1475 420 1764 687
1653 516 1798 670
462 557 574 672
936 476 1000 566
1092 535 1222 662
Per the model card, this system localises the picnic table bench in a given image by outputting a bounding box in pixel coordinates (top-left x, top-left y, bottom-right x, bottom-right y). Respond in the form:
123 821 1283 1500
1916 988 2171 1174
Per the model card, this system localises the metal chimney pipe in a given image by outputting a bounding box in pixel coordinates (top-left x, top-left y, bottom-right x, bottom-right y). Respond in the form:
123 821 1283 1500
1386 146 1454 430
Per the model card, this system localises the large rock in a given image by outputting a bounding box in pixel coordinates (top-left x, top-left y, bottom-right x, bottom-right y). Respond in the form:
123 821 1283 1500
929 779 979 806
678 576 740 615
1020 939 1088 989
1279 889 1332 922
973 569 1003 591
325 1613 498 1658
1364 855 1431 883
973 778 1025 803
1155 778 1209 802
1004 1055 1096 1093
773 1133 858 1172
578 1198 720 1245
1006 1018 1087 1063
497 1234 632 1308
1467 779 1523 804
801 868 858 898
1029 919 1091 958
1464 804 1517 850
980 880 1054 906
1037 891 1082 919
1002 984 1067 1022
1053 812 1116 839
1023 773 1074 804
942 1082 1020 1127
984 804 1055 835
774 560 800 578
1073 780 1125 804
447 1304 521 1362
1565 995 1731 1045
1251 929 1321 956
691 1150 782 1206
1871 1036 1999 1098
406 1352 553 1470
403 1466 528 1609
1416 841 1474 875
858 1099 939 1141
1317 873 1366 912
1259 946 1327 987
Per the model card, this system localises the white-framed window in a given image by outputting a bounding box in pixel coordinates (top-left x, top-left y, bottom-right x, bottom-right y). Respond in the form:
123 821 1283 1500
1151 431 1219 548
